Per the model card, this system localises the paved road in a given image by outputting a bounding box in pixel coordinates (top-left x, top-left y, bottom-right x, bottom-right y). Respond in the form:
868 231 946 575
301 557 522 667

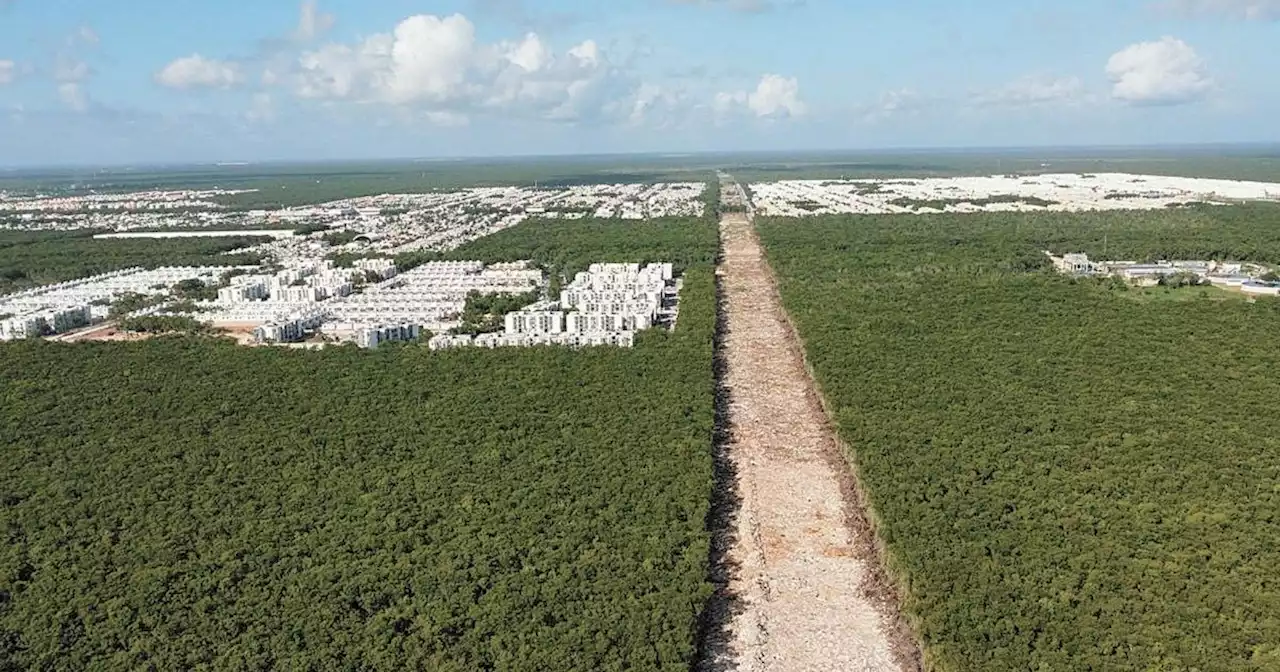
702 209 911 672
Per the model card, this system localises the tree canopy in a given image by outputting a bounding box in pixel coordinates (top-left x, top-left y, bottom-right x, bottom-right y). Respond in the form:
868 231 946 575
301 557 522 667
0 216 719 670
757 204 1280 671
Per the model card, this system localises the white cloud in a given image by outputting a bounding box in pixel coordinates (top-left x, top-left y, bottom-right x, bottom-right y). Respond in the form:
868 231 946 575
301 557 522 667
973 75 1089 108
567 40 600 68
0 60 14 85
156 55 243 89
54 59 90 83
713 90 747 115
52 26 98 111
856 88 928 123
714 74 806 121
506 33 551 72
58 82 87 112
1162 0 1280 20
1106 37 1213 105
377 14 476 104
747 74 806 118
295 0 334 42
616 82 693 128
73 26 99 47
295 14 628 124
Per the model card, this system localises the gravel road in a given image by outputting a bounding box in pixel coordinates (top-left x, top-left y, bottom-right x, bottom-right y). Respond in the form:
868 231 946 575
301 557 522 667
699 211 918 672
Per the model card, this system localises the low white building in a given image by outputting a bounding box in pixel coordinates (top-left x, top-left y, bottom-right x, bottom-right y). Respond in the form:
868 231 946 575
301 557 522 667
428 334 475 350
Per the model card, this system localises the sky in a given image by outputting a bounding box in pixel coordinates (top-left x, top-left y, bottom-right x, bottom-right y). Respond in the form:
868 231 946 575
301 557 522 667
0 0 1277 166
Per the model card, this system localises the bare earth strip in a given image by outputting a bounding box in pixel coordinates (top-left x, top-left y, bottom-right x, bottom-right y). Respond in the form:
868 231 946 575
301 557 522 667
701 212 918 672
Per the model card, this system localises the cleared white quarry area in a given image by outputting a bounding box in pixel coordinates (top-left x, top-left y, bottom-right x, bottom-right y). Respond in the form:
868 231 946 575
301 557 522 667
751 173 1280 217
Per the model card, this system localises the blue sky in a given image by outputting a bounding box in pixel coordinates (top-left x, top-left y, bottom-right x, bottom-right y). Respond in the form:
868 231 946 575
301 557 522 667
0 0 1277 165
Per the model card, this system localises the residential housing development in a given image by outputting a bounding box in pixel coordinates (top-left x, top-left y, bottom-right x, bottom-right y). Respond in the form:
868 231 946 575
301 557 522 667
750 174 1280 217
2 183 707 243
0 266 252 341
429 263 680 350
0 253 681 350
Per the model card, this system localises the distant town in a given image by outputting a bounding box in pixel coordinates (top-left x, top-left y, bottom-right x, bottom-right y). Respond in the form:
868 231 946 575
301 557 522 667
7 172 1280 347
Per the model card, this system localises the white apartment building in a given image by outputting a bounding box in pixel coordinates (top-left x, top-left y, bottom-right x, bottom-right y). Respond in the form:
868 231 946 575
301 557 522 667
438 261 677 350
0 314 45 340
355 323 422 349
253 309 327 343
504 311 566 334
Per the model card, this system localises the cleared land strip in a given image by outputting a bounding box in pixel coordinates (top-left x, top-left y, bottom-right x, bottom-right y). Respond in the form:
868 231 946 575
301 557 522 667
702 212 915 672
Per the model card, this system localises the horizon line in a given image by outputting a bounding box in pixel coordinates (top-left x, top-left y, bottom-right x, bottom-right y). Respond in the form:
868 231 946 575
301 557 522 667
2 140 1278 174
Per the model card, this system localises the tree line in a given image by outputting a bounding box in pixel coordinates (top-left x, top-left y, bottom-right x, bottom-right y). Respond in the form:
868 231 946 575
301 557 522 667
757 203 1280 671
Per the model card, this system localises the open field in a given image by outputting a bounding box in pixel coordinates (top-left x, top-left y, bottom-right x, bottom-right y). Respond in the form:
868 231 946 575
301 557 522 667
757 205 1280 671
0 217 718 670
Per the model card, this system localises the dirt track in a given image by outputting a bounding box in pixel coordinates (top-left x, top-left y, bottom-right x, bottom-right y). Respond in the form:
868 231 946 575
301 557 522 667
699 212 917 672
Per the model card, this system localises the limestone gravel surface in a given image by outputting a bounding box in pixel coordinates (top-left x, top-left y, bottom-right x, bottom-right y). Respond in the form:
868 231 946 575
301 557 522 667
702 212 914 672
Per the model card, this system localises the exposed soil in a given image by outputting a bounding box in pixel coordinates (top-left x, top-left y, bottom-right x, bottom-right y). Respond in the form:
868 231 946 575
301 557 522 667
697 212 921 672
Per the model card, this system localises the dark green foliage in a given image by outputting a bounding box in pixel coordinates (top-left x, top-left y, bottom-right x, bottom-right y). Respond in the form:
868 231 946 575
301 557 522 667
0 231 266 294
293 222 332 236
0 218 718 671
171 278 221 301
107 292 165 318
757 205 1280 671
701 180 722 215
322 230 360 247
454 291 540 335
1156 272 1208 288
394 250 443 272
889 195 1058 210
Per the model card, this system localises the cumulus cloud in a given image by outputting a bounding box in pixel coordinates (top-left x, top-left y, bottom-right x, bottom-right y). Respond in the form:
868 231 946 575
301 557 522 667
50 25 100 112
1106 37 1213 105
855 88 930 123
58 82 87 112
295 0 335 42
973 75 1089 108
748 74 806 118
156 55 243 89
295 13 630 124
714 74 806 120
623 83 692 127
0 60 15 85
506 33 551 72
1161 0 1280 20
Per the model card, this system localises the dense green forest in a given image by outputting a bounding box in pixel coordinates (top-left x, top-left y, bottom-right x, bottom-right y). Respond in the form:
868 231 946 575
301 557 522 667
0 230 266 294
757 204 1280 671
0 218 718 670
